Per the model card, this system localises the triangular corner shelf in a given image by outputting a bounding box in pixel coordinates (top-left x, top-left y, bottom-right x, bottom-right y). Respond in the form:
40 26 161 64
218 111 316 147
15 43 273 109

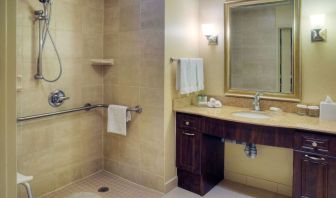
91 59 114 66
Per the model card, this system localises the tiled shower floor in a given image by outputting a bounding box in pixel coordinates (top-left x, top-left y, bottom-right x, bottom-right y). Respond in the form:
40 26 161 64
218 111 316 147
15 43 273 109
41 171 163 198
41 171 289 198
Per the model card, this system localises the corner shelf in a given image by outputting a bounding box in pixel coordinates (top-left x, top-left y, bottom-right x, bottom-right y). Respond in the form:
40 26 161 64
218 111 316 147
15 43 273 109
90 59 114 66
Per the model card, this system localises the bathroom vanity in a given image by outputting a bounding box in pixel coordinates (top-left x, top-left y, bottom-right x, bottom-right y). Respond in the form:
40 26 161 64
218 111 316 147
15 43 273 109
175 106 336 197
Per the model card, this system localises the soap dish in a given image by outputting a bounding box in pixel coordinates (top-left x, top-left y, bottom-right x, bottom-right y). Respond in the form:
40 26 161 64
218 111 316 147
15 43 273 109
90 59 114 66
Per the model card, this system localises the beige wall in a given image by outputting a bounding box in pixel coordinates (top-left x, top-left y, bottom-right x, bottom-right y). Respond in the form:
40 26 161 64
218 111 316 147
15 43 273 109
164 0 200 192
198 0 336 196
103 0 166 192
0 0 17 197
16 0 104 197
301 0 336 103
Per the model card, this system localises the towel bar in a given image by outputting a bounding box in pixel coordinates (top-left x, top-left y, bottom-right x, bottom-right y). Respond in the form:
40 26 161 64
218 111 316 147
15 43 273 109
17 103 142 122
170 57 180 63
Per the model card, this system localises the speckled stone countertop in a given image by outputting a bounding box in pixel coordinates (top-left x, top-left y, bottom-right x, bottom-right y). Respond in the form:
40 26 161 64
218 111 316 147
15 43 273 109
174 105 336 135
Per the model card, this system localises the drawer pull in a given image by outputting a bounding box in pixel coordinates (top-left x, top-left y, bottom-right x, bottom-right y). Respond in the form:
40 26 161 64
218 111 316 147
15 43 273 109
312 141 318 147
305 155 325 161
182 132 195 136
185 121 190 126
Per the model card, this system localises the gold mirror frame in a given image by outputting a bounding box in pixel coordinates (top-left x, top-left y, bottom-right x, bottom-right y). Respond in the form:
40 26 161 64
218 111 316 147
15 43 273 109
224 0 301 102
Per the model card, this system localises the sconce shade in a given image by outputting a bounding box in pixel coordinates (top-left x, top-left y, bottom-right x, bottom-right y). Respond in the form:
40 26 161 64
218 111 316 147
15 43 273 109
310 14 327 42
202 24 216 36
310 14 325 29
202 24 218 45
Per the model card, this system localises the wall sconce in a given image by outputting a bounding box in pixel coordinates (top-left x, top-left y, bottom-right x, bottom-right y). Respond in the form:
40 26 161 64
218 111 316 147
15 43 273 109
202 24 218 45
310 14 327 42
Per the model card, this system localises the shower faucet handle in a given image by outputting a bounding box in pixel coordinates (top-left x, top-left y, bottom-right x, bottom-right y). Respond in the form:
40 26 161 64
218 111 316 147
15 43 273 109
59 96 70 101
48 90 70 107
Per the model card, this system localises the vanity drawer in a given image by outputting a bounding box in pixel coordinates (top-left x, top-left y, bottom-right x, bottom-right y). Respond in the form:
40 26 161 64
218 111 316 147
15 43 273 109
176 113 201 131
294 131 336 156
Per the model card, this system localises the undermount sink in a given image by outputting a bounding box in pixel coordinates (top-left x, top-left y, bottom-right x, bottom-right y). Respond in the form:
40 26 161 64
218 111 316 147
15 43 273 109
232 111 271 119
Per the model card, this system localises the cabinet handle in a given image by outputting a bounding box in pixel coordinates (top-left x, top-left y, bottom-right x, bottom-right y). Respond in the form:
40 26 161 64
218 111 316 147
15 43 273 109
312 141 318 147
305 155 326 161
185 121 190 126
182 132 195 136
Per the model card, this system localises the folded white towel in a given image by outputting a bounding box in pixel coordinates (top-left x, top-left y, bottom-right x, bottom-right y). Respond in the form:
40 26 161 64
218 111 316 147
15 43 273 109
207 98 223 108
176 58 204 94
107 105 131 136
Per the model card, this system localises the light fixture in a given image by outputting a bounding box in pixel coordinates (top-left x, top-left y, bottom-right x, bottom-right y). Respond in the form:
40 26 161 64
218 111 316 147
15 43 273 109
310 14 327 42
202 24 218 45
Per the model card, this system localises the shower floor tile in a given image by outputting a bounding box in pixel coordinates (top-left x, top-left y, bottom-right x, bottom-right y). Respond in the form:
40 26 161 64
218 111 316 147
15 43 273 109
41 171 289 198
41 171 163 198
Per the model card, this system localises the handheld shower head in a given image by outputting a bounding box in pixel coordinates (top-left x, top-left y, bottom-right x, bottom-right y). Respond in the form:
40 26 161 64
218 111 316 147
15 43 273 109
39 0 53 4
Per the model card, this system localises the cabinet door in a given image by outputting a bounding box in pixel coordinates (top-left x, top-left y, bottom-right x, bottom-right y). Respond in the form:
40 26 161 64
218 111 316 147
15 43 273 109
294 152 336 198
176 129 201 174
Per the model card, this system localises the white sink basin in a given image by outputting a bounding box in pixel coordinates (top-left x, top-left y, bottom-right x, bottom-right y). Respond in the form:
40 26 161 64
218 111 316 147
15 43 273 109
232 111 271 119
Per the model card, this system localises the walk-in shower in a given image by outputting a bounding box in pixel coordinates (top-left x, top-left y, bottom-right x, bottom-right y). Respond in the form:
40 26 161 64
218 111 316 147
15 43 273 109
34 0 62 82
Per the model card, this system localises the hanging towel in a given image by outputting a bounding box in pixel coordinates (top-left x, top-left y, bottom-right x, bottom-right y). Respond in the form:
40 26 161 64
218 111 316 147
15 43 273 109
176 58 204 94
107 105 131 136
195 58 204 91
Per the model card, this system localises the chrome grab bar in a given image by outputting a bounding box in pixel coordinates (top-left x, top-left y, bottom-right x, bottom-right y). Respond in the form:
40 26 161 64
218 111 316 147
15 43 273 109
17 103 142 122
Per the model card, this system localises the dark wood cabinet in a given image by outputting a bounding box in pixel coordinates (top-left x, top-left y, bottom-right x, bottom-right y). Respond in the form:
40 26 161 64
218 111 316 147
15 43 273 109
293 132 336 198
176 113 224 195
293 151 336 198
176 129 201 174
176 112 336 197
294 151 328 198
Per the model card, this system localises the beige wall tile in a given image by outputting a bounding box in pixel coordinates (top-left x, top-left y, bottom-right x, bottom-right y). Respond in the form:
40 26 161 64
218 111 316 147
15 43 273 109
140 56 164 88
105 0 119 8
116 162 141 183
140 88 164 107
119 5 140 32
103 0 165 192
140 141 164 176
17 0 104 197
104 7 120 34
138 170 164 192
55 1 82 31
104 159 120 174
140 0 164 29
103 33 120 58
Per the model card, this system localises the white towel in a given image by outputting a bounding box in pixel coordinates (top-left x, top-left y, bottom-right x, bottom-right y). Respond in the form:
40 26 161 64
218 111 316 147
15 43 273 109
176 58 204 94
195 58 204 91
107 105 131 136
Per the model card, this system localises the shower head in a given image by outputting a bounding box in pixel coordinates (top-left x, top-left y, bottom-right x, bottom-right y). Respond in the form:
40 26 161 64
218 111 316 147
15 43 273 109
39 0 53 4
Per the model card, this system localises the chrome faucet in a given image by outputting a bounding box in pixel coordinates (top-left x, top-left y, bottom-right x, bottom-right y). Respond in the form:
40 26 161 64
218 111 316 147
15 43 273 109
253 92 262 111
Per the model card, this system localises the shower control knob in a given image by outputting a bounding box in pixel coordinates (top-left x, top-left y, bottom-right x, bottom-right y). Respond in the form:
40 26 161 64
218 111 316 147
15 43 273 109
48 90 70 107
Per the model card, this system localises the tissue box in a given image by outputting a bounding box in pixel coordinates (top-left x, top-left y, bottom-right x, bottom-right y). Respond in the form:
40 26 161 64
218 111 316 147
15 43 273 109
320 102 336 121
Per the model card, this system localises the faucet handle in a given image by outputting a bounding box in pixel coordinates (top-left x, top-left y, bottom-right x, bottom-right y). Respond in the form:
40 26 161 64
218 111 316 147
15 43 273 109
48 90 69 107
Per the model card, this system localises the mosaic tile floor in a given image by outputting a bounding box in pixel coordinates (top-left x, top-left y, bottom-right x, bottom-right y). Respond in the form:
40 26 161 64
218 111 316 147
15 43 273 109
41 171 162 198
41 171 289 198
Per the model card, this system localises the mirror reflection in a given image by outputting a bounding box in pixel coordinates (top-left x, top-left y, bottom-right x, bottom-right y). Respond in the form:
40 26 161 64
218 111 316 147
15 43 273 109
230 0 294 93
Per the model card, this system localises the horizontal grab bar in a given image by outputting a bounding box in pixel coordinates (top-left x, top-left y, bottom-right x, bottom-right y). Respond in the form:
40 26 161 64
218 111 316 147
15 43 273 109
17 103 142 122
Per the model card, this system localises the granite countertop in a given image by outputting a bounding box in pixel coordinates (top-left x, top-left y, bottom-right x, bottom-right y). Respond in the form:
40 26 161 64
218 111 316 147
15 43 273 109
174 105 336 135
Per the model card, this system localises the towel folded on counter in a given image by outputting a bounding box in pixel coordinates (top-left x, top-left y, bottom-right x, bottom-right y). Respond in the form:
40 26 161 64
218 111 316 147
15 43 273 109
176 58 204 94
107 105 131 136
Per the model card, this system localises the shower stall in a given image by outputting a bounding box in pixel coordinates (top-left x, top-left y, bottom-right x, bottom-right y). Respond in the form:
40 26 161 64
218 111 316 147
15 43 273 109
16 0 165 197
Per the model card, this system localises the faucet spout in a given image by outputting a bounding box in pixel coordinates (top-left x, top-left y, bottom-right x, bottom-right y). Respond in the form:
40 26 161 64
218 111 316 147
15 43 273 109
253 92 262 111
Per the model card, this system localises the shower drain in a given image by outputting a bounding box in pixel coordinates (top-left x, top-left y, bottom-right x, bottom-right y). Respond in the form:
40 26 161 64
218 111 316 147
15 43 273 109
98 186 109 193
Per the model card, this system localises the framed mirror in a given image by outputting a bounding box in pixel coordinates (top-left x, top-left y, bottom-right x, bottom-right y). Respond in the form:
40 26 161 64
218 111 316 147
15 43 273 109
224 0 301 101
